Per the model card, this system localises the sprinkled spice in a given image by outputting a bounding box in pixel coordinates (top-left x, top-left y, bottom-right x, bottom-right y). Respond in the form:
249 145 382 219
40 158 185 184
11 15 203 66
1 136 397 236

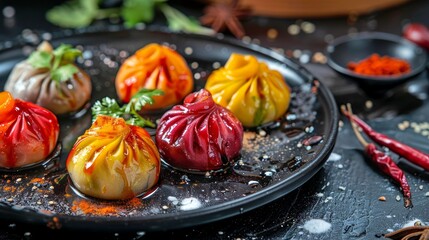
378 196 386 201
347 54 411 76
3 186 16 193
71 200 118 216
71 198 143 216
30 178 46 184
127 198 142 208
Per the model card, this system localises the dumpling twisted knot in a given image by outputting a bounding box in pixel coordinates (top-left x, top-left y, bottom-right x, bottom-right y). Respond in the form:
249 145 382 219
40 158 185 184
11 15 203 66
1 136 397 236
156 89 243 171
67 115 160 200
205 53 291 127
116 43 193 109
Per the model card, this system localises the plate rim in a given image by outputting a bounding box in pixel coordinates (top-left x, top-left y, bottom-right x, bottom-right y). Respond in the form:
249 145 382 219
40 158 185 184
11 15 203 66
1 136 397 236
0 28 339 231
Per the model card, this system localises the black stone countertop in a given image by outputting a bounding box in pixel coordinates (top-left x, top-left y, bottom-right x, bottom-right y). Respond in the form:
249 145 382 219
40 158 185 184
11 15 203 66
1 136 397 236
0 0 429 239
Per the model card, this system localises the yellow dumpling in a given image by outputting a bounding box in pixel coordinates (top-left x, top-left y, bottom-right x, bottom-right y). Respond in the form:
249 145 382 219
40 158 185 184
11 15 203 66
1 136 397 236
205 53 291 127
66 115 160 200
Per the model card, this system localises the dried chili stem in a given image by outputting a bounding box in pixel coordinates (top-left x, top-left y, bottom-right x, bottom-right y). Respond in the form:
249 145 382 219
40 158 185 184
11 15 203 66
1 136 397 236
342 106 429 171
384 226 429 239
342 104 413 208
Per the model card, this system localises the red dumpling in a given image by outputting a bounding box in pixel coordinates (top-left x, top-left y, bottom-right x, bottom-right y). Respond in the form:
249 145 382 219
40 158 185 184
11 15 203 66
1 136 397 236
156 89 243 171
0 91 59 168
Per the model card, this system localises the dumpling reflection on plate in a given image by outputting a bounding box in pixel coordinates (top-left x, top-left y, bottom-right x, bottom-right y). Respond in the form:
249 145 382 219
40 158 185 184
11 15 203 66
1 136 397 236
156 89 243 172
205 53 291 127
115 43 193 109
0 91 59 168
4 41 92 115
66 115 160 200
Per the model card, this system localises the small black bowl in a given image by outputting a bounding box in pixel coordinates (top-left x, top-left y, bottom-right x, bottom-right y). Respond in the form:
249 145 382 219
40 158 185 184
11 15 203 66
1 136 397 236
327 32 427 87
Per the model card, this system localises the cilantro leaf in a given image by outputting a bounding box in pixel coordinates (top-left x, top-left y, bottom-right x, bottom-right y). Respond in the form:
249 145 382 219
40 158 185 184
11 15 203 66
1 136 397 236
92 89 164 128
92 97 124 122
122 0 157 27
46 0 99 28
126 89 164 112
51 64 79 82
53 44 82 68
46 0 214 36
27 51 52 69
159 4 215 35
58 47 82 64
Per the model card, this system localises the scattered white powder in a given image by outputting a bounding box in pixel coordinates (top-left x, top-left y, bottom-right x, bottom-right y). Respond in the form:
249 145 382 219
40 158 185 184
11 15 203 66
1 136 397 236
167 196 179 205
179 197 202 211
327 153 341 162
403 219 424 228
303 219 332 234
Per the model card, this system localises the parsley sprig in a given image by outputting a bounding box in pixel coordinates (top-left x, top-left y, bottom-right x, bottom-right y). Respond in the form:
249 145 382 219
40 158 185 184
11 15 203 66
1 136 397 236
91 89 164 128
46 0 214 35
27 43 82 83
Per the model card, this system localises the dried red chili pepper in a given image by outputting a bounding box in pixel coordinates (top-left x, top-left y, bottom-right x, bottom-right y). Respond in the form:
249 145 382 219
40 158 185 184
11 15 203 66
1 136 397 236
365 143 412 208
343 105 413 208
342 108 429 171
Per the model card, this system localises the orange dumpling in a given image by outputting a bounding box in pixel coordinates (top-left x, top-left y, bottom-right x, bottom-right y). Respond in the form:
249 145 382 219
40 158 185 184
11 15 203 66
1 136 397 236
115 44 193 109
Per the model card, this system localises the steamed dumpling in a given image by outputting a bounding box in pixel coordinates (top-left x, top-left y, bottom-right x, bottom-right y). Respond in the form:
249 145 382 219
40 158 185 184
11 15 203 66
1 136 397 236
205 53 291 127
115 43 193 109
66 115 160 200
4 42 92 115
0 91 59 168
156 89 243 171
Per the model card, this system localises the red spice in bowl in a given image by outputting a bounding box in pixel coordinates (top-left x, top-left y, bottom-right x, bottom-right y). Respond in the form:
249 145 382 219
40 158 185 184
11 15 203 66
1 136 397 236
347 54 411 76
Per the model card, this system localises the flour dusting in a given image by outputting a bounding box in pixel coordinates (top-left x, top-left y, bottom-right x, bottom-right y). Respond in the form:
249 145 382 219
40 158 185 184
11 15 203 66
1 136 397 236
179 197 202 211
303 219 332 234
327 153 341 162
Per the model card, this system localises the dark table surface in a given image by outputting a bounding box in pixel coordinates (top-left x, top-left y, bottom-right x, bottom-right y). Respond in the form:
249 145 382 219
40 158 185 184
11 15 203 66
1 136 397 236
1 0 429 239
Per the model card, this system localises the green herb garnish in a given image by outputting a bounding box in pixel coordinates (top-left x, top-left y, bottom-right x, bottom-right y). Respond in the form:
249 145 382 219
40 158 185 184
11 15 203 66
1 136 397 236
121 0 165 28
27 43 82 83
91 89 164 128
46 0 214 35
46 0 100 28
158 4 214 35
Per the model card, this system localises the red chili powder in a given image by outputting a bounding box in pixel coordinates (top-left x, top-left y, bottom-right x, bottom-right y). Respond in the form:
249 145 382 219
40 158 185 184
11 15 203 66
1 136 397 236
30 177 46 184
71 200 118 216
3 186 16 192
347 54 411 76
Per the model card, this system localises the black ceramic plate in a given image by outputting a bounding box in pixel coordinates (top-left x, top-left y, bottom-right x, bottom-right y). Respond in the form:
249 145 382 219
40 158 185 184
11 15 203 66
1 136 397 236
327 32 427 87
0 29 338 231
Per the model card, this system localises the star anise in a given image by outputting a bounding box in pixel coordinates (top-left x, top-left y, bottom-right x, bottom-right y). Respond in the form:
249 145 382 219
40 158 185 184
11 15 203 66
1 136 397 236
384 225 429 240
200 0 251 39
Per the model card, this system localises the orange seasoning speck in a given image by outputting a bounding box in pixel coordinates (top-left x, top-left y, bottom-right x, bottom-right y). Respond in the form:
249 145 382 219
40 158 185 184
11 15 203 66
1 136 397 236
3 186 16 193
30 178 46 184
127 197 143 208
348 54 411 76
71 200 118 216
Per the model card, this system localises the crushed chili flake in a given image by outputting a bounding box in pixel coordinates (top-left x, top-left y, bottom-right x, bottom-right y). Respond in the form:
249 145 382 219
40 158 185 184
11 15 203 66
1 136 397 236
30 178 46 184
127 198 142 208
3 186 16 193
348 54 411 76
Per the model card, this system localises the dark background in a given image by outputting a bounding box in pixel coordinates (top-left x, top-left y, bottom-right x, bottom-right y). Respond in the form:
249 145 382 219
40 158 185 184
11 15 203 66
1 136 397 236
1 0 429 239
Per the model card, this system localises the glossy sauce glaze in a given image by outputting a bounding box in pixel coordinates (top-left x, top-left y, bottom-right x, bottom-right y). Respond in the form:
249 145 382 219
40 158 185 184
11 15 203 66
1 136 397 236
156 89 243 172
0 92 59 168
66 115 160 200
205 53 291 127
115 43 193 109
